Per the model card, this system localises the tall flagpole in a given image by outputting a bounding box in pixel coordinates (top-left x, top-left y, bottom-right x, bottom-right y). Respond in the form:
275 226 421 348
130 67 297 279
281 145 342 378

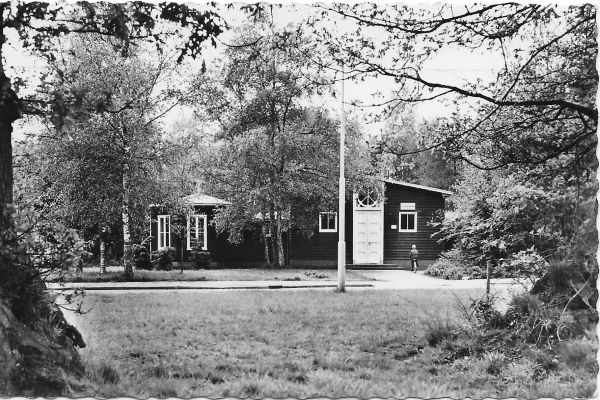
337 66 346 292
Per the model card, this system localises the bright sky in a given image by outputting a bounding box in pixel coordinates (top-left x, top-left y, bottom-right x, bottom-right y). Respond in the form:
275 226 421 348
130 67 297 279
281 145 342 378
8 2 506 140
164 3 503 138
182 2 504 137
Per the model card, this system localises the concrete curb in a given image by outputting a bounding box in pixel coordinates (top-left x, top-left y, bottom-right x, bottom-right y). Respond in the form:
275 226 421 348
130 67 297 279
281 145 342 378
47 283 375 291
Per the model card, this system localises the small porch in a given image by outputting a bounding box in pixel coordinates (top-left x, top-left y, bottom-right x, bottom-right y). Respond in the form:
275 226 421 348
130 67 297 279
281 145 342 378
149 193 232 264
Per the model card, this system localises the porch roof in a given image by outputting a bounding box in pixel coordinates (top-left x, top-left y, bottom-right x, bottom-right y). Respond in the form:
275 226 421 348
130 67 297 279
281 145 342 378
182 193 232 206
379 177 453 196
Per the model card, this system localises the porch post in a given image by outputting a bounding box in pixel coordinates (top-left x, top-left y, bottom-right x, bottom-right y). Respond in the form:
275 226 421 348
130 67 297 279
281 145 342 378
337 66 346 292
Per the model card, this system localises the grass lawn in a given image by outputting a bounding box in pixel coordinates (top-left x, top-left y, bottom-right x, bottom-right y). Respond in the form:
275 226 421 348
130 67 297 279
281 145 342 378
55 268 374 283
69 290 596 398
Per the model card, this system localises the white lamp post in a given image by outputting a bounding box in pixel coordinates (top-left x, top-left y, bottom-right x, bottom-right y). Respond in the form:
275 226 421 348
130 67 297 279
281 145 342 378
337 67 346 292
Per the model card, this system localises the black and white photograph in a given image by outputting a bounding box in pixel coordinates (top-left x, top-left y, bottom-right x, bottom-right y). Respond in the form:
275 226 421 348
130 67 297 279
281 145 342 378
0 1 597 398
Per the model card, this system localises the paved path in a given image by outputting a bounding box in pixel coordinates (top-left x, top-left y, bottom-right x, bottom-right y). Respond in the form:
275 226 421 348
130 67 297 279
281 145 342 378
48 270 528 293
47 280 375 291
357 269 522 289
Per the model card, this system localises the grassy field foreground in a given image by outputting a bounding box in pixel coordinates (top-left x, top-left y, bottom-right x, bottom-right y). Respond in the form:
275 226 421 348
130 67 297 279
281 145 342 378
68 290 596 398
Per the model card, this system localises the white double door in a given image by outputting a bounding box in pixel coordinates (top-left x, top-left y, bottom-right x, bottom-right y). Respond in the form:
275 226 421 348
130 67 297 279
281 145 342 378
353 210 383 264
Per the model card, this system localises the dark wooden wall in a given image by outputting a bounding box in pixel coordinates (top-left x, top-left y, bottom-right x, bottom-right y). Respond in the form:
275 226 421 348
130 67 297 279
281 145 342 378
149 182 447 267
148 205 265 264
289 183 446 267
383 184 445 265
289 202 353 266
209 223 268 266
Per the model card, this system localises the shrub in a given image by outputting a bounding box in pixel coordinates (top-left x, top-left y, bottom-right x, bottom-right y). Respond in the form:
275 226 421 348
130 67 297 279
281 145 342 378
497 248 548 281
190 249 211 269
503 293 586 347
426 249 483 280
531 348 558 372
18 209 90 273
132 244 152 270
435 169 577 267
304 271 328 279
423 318 460 347
531 259 597 312
426 259 465 280
483 351 506 375
557 335 597 373
428 247 558 280
1 206 86 394
154 247 175 270
470 297 506 329
1 206 88 322
506 293 543 318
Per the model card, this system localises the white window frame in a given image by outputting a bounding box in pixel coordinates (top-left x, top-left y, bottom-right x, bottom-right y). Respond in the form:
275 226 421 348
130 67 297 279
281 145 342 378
319 212 338 233
400 202 416 211
157 215 171 248
187 214 208 251
398 211 417 232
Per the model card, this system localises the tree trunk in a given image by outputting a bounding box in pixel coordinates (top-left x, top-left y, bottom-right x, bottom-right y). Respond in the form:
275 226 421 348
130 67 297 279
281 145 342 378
122 158 134 280
486 259 492 301
0 76 21 231
287 205 292 266
180 239 184 273
99 240 106 274
275 207 285 267
0 119 12 230
268 206 278 267
261 222 271 266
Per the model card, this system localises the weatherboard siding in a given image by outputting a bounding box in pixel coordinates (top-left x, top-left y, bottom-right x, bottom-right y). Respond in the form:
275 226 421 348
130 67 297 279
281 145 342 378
148 205 266 264
148 181 447 267
289 202 353 265
383 184 445 263
289 182 446 267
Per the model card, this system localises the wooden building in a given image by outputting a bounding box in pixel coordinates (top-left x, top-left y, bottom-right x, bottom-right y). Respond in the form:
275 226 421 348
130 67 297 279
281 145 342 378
149 193 230 261
289 178 451 268
148 178 450 268
149 193 265 265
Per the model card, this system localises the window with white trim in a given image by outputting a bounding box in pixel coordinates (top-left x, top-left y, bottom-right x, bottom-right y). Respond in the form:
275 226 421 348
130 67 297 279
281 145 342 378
399 211 417 232
187 214 208 250
157 215 171 248
319 212 337 232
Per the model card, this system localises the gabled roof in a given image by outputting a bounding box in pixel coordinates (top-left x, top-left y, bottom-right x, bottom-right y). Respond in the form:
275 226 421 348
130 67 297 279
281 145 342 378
379 177 453 196
182 193 232 206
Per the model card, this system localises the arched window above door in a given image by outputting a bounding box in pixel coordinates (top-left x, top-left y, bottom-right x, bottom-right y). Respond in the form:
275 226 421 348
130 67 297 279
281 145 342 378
354 187 382 210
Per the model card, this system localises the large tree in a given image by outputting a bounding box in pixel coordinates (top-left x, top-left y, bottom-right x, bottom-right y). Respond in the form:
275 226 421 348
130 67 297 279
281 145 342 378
314 3 596 175
193 20 372 266
44 35 186 276
0 1 226 230
312 4 597 296
15 40 171 252
371 108 458 189
157 115 212 200
0 3 226 393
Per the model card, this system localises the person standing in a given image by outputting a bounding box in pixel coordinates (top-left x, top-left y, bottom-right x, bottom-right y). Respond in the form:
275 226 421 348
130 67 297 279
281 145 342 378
409 244 419 272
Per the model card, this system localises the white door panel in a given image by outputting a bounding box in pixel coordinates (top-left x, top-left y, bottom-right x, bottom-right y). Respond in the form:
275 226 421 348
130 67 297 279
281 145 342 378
354 210 383 264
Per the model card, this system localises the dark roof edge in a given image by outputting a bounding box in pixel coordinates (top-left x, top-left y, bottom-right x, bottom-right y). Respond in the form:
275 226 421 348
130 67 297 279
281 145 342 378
377 177 453 196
